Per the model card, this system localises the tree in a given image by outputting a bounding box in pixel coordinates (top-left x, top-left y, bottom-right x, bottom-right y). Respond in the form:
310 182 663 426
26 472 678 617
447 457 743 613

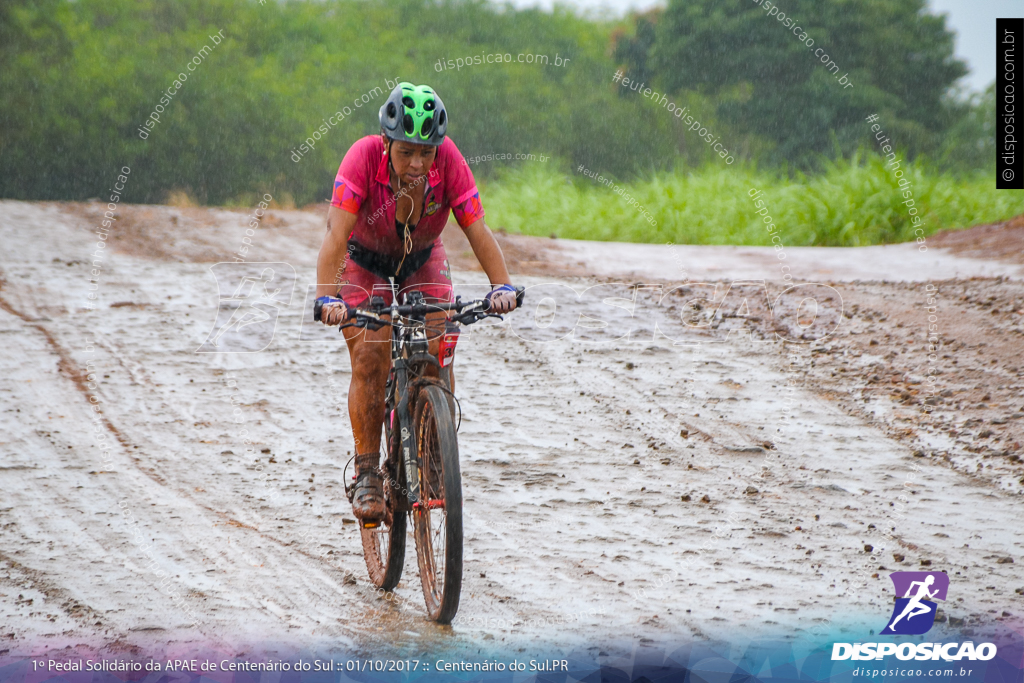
937 85 995 174
612 10 659 90
616 0 968 167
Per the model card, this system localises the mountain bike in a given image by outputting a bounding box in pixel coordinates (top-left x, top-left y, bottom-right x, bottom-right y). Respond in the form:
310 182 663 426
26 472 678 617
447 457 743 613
315 284 524 623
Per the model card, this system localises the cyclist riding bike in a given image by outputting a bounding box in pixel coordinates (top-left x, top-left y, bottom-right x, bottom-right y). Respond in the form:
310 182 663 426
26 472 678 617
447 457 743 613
315 82 518 524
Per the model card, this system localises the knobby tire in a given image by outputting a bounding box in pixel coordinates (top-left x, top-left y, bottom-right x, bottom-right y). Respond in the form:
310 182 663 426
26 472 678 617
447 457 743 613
412 383 463 623
360 420 407 591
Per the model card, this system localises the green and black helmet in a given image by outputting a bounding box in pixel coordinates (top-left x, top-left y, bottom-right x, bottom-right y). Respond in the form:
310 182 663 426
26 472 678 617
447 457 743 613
379 82 447 146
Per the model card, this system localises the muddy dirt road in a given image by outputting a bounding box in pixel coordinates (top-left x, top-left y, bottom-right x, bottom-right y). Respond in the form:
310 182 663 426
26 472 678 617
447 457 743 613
1 200 1021 660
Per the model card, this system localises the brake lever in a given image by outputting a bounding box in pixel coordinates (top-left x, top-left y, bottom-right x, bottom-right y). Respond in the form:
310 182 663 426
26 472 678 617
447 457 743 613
356 315 388 331
337 311 389 332
454 310 504 326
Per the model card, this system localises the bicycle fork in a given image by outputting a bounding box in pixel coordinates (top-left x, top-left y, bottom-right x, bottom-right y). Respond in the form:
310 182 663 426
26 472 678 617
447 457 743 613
394 358 421 507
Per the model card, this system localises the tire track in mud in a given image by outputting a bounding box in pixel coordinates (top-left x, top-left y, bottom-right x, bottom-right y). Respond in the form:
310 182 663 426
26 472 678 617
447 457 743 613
0 277 136 459
0 271 438 652
3 203 1022 654
0 275 344 569
0 549 109 637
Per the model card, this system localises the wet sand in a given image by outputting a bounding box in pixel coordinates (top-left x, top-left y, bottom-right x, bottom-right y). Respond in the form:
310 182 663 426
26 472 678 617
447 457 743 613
0 200 1021 660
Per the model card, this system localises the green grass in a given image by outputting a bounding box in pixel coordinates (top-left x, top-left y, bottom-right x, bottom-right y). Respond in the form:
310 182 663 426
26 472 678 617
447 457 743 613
480 155 1022 246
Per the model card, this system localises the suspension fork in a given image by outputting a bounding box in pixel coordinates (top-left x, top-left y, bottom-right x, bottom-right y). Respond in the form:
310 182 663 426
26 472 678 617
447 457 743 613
394 357 420 505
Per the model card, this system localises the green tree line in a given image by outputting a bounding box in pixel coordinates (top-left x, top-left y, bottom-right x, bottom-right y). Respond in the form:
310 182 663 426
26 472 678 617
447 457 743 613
0 0 994 208
613 0 992 171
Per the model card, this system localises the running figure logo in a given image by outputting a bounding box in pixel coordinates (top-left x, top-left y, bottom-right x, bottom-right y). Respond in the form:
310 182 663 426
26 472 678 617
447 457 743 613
197 262 296 353
880 571 949 635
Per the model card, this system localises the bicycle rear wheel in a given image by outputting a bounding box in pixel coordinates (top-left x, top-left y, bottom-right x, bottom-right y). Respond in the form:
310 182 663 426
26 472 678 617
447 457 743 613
360 418 406 591
412 383 463 623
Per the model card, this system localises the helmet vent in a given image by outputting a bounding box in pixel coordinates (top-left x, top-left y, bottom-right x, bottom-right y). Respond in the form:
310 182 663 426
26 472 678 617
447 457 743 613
380 83 446 145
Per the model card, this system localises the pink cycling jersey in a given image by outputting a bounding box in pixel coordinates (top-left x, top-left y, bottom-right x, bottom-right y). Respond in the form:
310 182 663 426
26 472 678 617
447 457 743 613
330 135 484 258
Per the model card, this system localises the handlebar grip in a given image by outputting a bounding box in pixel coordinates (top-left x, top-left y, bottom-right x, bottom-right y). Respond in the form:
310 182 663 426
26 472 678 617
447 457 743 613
313 298 323 322
515 285 526 309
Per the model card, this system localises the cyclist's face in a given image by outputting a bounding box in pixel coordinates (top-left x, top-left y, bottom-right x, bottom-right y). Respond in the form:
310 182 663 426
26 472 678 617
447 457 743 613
388 139 436 184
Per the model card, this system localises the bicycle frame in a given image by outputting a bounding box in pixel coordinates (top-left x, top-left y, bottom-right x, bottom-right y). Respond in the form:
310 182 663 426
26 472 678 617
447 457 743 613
322 279 521 509
318 280 524 620
349 280 477 509
390 293 426 508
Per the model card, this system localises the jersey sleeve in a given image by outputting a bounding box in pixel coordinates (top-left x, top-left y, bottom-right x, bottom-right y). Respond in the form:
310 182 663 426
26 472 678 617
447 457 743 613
442 139 485 229
331 137 373 214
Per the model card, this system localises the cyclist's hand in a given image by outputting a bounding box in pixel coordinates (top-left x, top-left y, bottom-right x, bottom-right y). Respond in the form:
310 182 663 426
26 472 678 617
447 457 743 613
315 296 351 326
485 283 517 313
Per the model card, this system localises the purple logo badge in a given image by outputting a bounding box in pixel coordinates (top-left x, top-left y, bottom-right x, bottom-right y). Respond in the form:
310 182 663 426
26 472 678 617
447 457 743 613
881 571 949 635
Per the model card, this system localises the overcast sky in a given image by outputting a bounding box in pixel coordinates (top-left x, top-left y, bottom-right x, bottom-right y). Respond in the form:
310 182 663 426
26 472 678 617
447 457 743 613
512 0 1017 93
928 0 1017 92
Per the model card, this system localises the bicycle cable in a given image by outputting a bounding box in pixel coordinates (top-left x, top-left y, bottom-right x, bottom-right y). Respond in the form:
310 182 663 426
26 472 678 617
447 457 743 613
341 453 356 501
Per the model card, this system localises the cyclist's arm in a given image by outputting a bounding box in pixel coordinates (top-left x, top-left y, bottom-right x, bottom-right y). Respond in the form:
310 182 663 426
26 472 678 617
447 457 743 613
317 205 358 299
462 219 512 287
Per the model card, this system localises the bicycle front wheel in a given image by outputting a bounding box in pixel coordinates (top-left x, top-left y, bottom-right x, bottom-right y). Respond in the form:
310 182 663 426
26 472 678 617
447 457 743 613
412 383 463 623
360 420 406 591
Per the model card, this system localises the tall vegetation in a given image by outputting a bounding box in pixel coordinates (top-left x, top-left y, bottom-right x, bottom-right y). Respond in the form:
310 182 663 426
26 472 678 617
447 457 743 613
0 0 1005 245
483 156 1022 246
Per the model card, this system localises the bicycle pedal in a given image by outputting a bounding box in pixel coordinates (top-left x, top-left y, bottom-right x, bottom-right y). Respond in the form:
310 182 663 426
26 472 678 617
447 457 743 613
361 520 381 529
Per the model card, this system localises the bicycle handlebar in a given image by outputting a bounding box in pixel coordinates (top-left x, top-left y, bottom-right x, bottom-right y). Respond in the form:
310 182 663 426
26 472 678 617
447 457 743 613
314 286 525 330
